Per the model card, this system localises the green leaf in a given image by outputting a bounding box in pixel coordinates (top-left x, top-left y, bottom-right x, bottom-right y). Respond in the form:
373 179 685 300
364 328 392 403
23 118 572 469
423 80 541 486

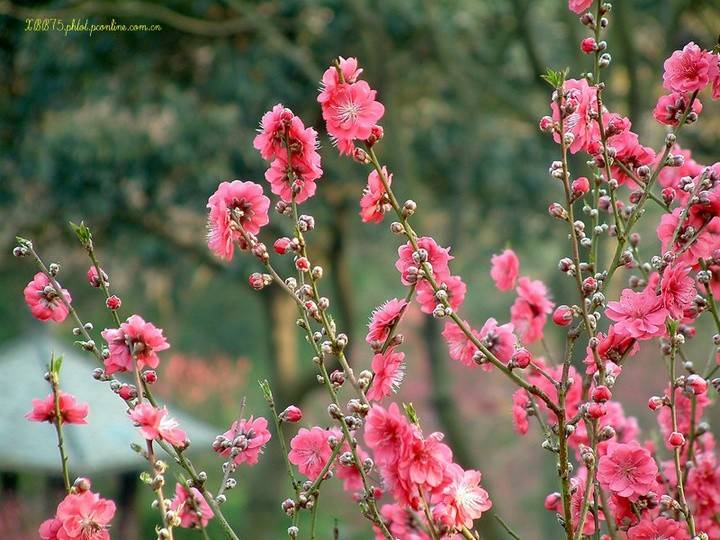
403 402 420 426
69 220 92 248
541 67 569 89
50 353 64 376
258 379 273 403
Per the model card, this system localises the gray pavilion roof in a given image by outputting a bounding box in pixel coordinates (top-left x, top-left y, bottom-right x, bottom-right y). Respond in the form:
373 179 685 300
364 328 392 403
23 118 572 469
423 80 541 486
0 335 219 475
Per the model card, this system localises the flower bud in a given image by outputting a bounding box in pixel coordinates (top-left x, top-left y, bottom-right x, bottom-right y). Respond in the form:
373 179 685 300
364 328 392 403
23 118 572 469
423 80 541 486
143 370 158 384
73 477 92 492
106 295 122 310
686 374 707 395
580 38 596 54
539 116 554 132
571 177 590 198
552 305 573 327
274 237 292 254
511 348 532 369
667 431 685 447
648 396 664 411
587 402 607 419
591 385 612 403
295 257 311 272
279 405 303 423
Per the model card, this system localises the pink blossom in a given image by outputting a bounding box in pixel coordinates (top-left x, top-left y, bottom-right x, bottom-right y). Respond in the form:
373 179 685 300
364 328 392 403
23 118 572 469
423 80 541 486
320 78 385 154
318 57 363 106
23 272 71 323
206 180 271 260
288 426 334 480
653 92 703 126
39 518 62 540
660 264 696 319
657 208 720 267
663 42 715 93
511 277 554 344
26 392 88 425
101 315 170 375
215 416 272 466
398 431 453 491
396 236 453 285
128 403 187 447
55 490 116 540
597 442 658 500
360 167 391 223
568 0 593 14
252 103 292 159
376 504 430 540
416 275 466 314
170 483 214 528
605 288 668 340
264 153 322 204
366 298 408 344
478 318 516 366
610 130 656 185
435 464 492 530
441 321 482 368
367 348 405 401
364 403 414 466
512 390 530 435
86 266 108 288
490 249 519 292
551 78 597 154
626 515 689 540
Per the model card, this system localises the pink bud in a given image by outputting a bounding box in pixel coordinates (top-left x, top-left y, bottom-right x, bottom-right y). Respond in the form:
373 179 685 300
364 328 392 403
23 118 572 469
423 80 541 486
366 125 384 146
548 203 567 220
686 374 708 395
662 187 676 205
73 477 92 492
668 431 685 447
118 384 137 401
572 177 590 197
249 272 266 290
544 492 561 511
539 116 554 132
279 405 303 423
591 385 612 403
512 348 532 369
552 305 573 327
143 370 158 384
295 257 310 272
106 295 121 310
582 277 597 295
274 237 292 255
587 402 607 419
586 140 602 156
648 396 664 411
580 38 597 54
86 266 108 288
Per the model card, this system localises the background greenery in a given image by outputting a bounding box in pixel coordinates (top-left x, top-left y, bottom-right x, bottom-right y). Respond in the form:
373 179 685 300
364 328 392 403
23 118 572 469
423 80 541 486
2 1 720 538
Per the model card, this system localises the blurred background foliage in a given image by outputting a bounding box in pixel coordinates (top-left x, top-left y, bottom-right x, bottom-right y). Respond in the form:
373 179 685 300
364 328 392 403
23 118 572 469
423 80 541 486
1 0 720 538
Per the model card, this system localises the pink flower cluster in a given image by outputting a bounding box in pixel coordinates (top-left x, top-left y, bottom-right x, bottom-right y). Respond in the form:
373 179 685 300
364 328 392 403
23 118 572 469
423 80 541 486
101 314 170 375
365 403 491 536
318 57 385 155
253 104 323 203
24 272 71 323
169 483 214 529
26 392 88 425
128 402 187 448
212 415 272 466
39 485 115 540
